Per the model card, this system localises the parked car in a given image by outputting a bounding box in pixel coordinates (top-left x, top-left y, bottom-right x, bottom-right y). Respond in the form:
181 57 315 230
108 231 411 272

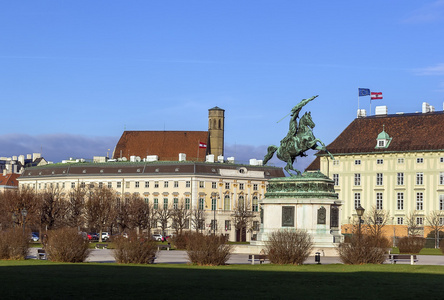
101 232 110 241
30 232 39 242
152 234 164 241
89 233 99 241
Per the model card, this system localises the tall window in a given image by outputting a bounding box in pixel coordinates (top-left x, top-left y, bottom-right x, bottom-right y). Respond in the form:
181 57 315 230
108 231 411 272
440 172 444 185
186 181 191 188
71 182 75 188
212 182 217 189
153 198 158 209
397 217 404 225
239 183 244 190
376 193 383 210
162 198 168 209
253 184 258 191
333 174 339 186
354 174 361 186
416 192 423 210
135 181 139 188
440 195 444 211
354 193 361 209
211 197 216 211
174 181 179 188
116 182 121 188
125 182 130 188
416 173 424 185
376 173 383 186
164 181 169 188
238 195 245 207
108 182 112 188
397 193 404 210
173 198 179 209
252 196 258 212
397 173 404 185
224 195 230 211
199 198 204 210
144 197 149 204
154 181 159 188
225 220 231 231
199 181 205 188
416 217 424 225
186 198 191 210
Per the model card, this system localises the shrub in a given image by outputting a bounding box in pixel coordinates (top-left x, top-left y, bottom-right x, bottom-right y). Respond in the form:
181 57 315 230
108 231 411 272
113 232 158 264
265 229 313 265
46 228 90 262
397 236 425 254
171 232 192 250
0 228 29 260
440 239 444 254
186 233 232 266
337 233 391 264
425 230 444 248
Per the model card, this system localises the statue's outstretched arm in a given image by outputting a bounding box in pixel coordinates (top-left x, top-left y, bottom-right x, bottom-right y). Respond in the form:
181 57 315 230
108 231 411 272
291 95 318 114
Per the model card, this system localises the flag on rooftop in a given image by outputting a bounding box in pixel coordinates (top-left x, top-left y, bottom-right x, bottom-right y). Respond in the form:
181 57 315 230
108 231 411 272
358 88 370 96
371 92 383 100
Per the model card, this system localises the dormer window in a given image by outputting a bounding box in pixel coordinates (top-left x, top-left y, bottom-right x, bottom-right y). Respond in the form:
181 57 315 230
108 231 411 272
375 125 392 149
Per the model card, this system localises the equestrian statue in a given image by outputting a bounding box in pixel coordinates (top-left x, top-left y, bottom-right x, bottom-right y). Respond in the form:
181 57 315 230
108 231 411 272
263 95 334 176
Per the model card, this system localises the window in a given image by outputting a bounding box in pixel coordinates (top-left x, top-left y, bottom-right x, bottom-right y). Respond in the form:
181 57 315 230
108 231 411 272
416 192 424 210
354 193 361 209
253 221 260 231
173 198 179 209
252 196 258 212
416 217 424 225
116 198 121 209
225 182 230 189
174 181 179 188
125 182 130 188
212 182 217 189
377 159 384 164
144 197 149 204
135 181 139 188
376 173 383 186
145 181 149 188
376 193 383 210
108 182 112 188
186 198 191 210
333 160 339 166
440 172 444 185
198 198 204 210
397 193 404 210
117 182 121 188
163 198 168 209
417 158 424 164
416 173 423 185
397 217 404 225
378 140 385 147
397 173 404 185
354 174 361 186
211 198 216 211
186 181 191 188
239 183 244 190
333 174 339 186
199 181 205 188
164 181 169 188
440 218 444 226
98 182 103 188
71 182 75 188
225 220 231 231
153 198 158 209
125 197 129 205
224 195 230 211
441 157 444 163
154 181 159 188
398 158 405 164
440 195 444 211
253 184 258 191
355 160 361 165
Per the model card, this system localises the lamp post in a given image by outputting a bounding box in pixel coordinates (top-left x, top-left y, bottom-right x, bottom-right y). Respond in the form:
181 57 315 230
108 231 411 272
21 208 28 236
356 205 365 235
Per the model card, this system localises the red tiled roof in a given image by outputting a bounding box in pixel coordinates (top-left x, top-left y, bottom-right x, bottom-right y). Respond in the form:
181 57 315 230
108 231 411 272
113 131 209 161
322 112 444 155
0 173 20 187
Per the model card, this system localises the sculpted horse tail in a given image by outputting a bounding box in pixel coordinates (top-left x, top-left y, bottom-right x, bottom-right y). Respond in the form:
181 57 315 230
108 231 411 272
263 145 278 165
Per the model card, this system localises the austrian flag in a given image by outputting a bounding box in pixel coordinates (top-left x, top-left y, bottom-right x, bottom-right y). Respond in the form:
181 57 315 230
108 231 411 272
199 142 207 149
371 92 383 100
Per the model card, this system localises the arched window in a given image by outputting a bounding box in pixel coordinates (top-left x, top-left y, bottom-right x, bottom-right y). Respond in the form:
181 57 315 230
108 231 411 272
218 119 221 129
214 119 217 129
238 195 245 208
252 196 258 211
224 194 230 211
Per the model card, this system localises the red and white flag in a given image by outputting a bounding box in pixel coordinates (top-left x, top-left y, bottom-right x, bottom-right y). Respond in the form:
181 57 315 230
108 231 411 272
199 142 207 149
371 92 383 100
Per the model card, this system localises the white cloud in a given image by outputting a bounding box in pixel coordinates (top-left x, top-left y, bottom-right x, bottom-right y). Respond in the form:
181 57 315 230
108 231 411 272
414 63 444 75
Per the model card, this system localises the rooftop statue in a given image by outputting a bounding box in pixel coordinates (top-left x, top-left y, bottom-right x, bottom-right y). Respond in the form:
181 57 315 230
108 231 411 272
263 95 334 176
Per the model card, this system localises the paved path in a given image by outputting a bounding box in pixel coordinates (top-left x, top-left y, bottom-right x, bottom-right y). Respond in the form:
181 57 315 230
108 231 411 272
28 248 444 265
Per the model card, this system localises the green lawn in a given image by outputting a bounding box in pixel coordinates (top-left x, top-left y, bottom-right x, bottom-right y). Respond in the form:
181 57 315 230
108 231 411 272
1 260 444 299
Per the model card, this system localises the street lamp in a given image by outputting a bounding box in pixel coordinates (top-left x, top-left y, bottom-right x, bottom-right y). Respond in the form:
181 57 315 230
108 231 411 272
356 205 365 235
21 208 28 236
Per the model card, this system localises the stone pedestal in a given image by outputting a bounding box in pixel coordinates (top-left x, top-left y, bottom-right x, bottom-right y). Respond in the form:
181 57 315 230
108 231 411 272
252 172 342 256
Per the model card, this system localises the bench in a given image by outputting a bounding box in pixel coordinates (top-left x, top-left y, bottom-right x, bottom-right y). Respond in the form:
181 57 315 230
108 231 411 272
388 254 418 265
37 249 47 260
248 254 268 265
157 244 171 251
95 244 108 249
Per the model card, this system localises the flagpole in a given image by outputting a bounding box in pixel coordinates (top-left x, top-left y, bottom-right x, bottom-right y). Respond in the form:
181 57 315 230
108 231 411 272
197 140 200 161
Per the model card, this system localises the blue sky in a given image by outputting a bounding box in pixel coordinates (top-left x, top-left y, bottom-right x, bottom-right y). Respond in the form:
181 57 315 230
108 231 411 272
1 1 444 170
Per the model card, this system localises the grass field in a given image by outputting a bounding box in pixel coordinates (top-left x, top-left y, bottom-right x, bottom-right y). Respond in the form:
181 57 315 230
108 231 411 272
0 260 443 299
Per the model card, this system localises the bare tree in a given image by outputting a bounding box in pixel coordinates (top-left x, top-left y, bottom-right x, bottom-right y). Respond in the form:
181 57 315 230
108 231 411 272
39 186 68 230
364 206 390 240
114 200 130 233
405 210 423 236
66 185 86 230
156 204 172 237
85 186 116 242
231 198 254 242
426 210 444 248
191 208 206 233
170 198 191 235
2 188 41 230
128 194 151 234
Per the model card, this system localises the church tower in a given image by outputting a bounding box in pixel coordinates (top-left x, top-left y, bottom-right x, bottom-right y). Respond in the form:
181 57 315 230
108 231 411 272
208 106 225 158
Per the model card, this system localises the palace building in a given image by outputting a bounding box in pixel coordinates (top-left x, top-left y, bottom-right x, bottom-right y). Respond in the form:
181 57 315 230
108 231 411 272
307 103 444 239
